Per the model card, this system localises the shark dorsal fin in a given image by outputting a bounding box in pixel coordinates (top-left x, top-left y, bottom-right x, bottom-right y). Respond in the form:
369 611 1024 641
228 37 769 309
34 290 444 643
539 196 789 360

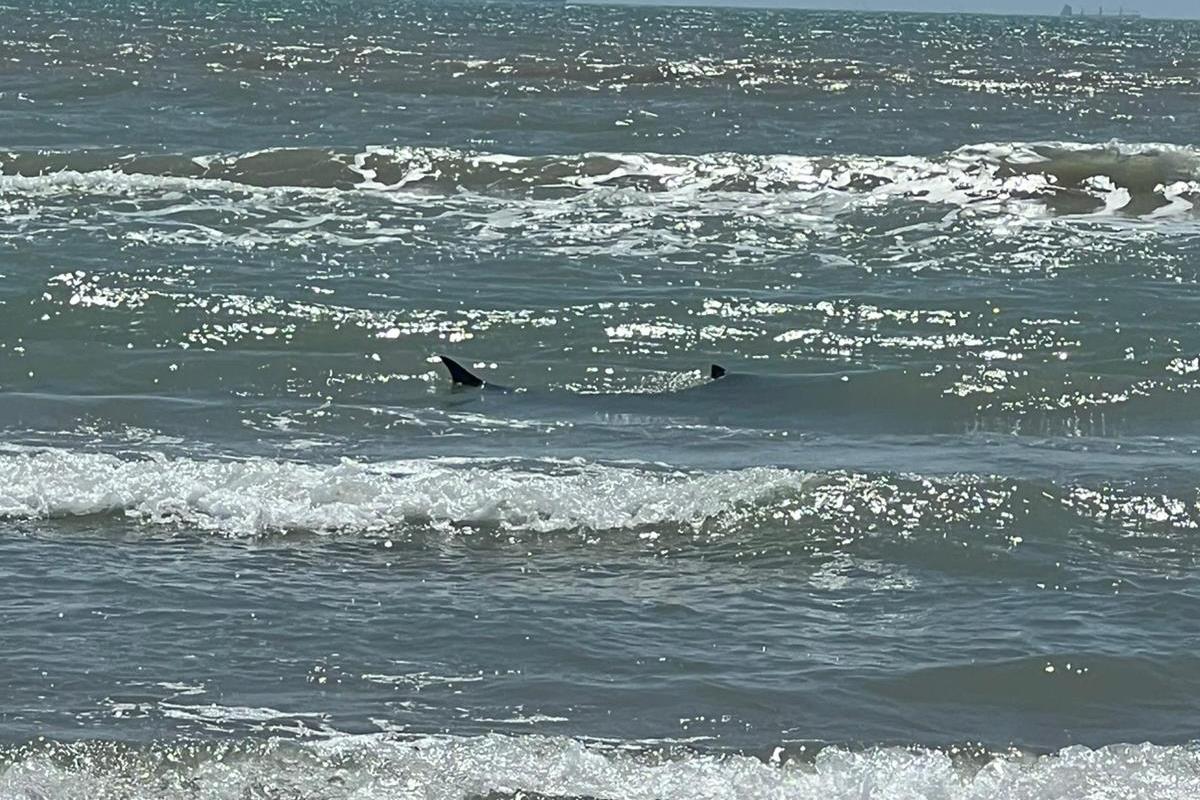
710 364 727 380
439 355 485 387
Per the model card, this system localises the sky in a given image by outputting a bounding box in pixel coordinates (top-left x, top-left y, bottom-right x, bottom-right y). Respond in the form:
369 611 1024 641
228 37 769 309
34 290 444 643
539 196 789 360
616 0 1200 19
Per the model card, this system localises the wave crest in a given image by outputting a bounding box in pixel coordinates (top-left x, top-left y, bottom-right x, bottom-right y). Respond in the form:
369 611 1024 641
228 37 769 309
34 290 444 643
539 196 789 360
0 449 808 536
1 448 1197 540
2 734 1199 800
3 142 1196 220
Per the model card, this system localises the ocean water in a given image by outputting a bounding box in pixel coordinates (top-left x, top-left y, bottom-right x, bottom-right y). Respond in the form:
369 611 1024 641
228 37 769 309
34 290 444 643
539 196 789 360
2 1 1200 796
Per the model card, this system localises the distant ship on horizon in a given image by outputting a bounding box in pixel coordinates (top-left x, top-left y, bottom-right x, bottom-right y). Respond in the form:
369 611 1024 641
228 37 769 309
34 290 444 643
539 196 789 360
1060 4 1142 17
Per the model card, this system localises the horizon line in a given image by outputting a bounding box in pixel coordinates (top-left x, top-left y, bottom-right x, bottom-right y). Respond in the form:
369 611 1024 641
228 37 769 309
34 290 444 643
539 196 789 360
566 0 1196 22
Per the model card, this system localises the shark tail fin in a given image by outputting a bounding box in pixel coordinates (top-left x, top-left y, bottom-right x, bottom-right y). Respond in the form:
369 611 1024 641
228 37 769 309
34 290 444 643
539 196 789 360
710 364 726 380
439 355 485 387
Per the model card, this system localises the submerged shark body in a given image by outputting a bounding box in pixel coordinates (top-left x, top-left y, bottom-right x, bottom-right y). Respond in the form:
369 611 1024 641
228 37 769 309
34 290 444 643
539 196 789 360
435 355 962 434
433 355 1173 441
437 355 728 425
440 355 723 392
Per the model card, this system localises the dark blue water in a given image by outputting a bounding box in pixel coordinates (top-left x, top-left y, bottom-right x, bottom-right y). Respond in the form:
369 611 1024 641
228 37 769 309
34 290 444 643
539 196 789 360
2 1 1200 796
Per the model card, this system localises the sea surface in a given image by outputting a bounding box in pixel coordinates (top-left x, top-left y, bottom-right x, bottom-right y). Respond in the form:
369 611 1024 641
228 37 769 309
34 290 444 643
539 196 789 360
1 1 1200 797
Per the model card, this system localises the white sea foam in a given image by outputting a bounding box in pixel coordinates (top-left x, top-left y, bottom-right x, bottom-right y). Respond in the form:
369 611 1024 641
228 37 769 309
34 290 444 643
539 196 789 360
1 447 1193 538
3 141 1195 266
0 448 806 535
2 141 1195 217
1 733 1198 800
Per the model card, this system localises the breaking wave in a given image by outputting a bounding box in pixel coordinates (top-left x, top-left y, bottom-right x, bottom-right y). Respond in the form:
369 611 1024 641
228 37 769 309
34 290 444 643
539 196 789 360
2 141 1197 219
0 448 807 535
1 733 1198 800
0 447 1197 540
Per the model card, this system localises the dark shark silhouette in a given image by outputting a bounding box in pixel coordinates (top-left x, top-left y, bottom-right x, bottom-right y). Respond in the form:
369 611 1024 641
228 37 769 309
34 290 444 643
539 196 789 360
432 355 1180 440
433 354 975 434
440 356 490 388
440 355 725 391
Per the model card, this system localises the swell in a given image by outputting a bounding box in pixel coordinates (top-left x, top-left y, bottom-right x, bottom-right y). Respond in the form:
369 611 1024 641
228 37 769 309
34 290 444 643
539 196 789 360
876 654 1200 711
9 3 1199 95
19 271 1200 438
